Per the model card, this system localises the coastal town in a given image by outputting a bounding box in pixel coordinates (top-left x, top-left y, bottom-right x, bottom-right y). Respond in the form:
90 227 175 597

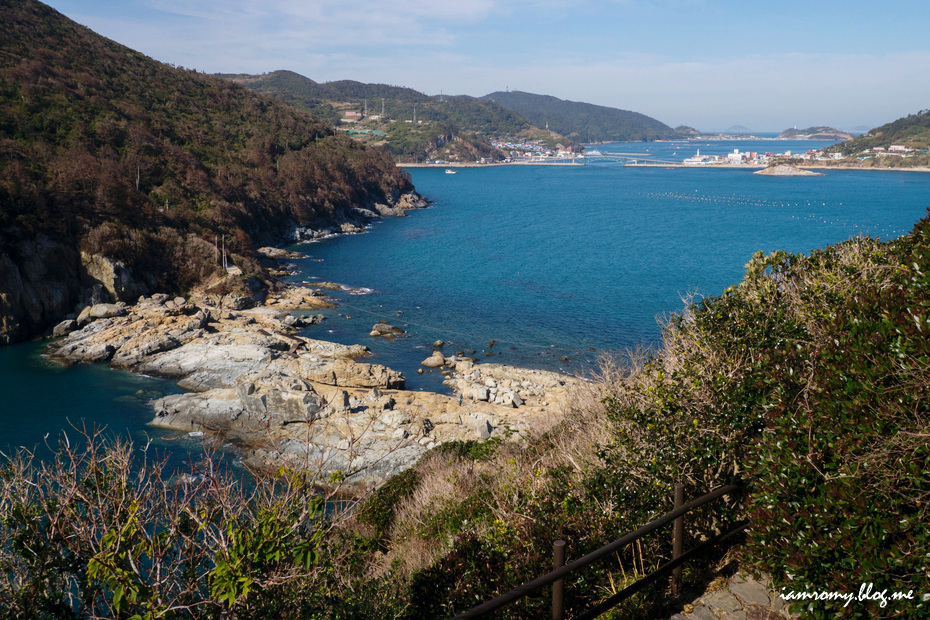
410 141 930 168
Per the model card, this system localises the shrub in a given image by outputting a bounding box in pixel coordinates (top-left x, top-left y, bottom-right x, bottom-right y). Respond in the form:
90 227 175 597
0 429 327 619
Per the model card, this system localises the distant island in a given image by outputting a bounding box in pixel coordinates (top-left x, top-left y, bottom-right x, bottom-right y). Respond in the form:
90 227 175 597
778 126 854 140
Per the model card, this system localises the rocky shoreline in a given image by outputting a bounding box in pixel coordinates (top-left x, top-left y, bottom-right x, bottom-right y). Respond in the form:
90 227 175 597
47 280 580 489
0 191 429 346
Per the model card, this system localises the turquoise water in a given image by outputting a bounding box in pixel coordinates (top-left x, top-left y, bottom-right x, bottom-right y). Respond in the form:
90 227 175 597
0 339 203 467
1 139 929 453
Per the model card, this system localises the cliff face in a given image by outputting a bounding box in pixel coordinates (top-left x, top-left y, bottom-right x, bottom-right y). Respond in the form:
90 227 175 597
0 234 159 344
0 236 80 345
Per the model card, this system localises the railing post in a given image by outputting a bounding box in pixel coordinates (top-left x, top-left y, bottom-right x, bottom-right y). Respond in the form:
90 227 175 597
671 483 684 595
552 539 566 620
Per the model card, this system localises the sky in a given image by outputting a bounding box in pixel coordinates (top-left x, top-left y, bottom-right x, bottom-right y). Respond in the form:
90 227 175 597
43 0 930 133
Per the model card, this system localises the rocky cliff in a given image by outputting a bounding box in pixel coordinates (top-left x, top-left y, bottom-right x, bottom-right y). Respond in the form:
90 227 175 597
0 236 80 345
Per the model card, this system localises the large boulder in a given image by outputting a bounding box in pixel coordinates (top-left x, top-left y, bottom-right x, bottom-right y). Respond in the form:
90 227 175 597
89 303 127 319
369 322 404 337
421 352 446 368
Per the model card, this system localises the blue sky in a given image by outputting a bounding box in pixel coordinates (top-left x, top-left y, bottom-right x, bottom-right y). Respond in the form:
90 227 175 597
44 0 930 132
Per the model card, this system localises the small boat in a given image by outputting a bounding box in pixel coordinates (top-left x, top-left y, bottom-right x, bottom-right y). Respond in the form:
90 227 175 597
445 168 457 174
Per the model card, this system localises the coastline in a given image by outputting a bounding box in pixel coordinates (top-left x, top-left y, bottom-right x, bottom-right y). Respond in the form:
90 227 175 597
44 247 581 489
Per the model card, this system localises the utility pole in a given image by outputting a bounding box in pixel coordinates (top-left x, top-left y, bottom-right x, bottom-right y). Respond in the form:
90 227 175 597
413 103 417 124
364 99 367 116
381 98 385 116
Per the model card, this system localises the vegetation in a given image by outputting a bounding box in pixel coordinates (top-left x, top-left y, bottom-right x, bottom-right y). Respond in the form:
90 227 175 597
482 91 683 143
216 71 554 161
0 1 413 292
829 109 930 153
0 430 327 619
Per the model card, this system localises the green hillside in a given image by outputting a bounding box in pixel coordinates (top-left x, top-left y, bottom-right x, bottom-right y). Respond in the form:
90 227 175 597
0 0 412 340
829 109 930 153
482 90 683 143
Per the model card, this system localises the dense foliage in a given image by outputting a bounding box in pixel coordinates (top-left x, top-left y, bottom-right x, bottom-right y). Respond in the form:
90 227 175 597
744 225 930 617
481 90 683 143
0 1 412 289
601 220 930 618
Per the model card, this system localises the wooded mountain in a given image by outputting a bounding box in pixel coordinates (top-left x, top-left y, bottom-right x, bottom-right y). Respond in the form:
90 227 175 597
482 91 683 143
216 71 549 161
0 0 414 343
828 109 930 153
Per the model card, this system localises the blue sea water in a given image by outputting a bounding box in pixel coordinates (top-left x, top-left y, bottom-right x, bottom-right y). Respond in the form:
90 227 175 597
1 139 929 455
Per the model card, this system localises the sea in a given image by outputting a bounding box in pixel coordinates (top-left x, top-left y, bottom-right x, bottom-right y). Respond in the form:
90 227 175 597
2 138 929 465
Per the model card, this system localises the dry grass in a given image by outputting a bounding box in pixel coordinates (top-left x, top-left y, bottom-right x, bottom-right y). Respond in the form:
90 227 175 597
360 368 624 584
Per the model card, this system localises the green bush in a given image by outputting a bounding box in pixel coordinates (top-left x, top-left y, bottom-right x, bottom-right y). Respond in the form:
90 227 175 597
0 432 326 619
745 218 930 618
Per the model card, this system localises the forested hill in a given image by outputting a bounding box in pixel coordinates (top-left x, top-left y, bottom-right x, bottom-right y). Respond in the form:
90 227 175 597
481 90 683 143
217 71 549 161
0 0 413 343
216 71 433 126
828 109 930 154
218 71 533 136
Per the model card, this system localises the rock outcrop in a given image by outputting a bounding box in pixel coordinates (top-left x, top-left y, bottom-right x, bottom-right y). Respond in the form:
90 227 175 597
0 238 155 345
47 284 580 489
0 235 81 345
80 252 150 303
287 191 428 241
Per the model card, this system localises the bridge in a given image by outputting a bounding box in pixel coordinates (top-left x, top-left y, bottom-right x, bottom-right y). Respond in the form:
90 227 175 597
584 152 682 166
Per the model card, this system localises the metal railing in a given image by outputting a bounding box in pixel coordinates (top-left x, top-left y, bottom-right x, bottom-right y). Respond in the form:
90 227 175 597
449 480 746 620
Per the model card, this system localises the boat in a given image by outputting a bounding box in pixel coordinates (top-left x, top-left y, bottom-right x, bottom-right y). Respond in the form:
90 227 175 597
445 169 457 174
